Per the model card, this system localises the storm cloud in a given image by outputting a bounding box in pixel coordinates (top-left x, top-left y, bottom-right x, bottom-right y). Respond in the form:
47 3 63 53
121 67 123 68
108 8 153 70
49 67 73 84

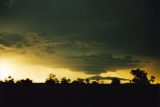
0 0 159 57
0 32 145 74
0 0 159 76
64 54 143 74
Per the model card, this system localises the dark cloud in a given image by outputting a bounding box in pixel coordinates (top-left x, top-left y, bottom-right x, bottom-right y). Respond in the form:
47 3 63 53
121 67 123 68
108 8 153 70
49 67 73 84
0 32 44 48
0 0 18 8
0 32 24 47
0 32 145 74
87 75 130 81
0 32 52 56
64 54 143 74
0 32 108 56
0 0 159 75
5 0 157 58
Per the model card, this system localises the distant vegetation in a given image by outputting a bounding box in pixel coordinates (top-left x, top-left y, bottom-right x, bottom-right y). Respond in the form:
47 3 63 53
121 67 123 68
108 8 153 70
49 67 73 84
0 68 159 107
0 68 157 86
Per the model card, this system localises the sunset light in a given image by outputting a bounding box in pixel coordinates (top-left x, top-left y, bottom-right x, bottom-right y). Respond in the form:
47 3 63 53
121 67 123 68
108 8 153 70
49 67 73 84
0 0 159 107
0 59 12 80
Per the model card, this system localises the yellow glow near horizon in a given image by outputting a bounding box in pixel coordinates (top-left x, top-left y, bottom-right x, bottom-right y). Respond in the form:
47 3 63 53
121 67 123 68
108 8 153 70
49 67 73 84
0 56 159 83
0 59 12 80
0 57 89 82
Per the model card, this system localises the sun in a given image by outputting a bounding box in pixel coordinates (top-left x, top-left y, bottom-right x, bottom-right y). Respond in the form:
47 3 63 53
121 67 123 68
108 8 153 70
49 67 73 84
0 59 12 80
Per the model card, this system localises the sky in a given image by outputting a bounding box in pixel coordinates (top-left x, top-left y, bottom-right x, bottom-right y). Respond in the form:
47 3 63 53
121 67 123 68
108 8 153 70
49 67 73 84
0 0 159 83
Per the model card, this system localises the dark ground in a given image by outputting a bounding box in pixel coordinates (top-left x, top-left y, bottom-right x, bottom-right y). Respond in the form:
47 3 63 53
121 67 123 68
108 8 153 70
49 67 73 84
0 84 160 107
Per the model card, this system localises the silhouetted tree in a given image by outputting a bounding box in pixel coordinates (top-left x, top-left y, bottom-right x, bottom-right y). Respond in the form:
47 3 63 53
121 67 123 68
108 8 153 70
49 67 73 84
77 78 85 85
91 81 99 85
61 77 70 85
111 78 120 85
71 78 85 85
16 78 33 85
5 76 14 84
149 76 156 84
71 80 79 85
130 68 150 85
45 73 59 85
85 79 90 84
48 73 56 80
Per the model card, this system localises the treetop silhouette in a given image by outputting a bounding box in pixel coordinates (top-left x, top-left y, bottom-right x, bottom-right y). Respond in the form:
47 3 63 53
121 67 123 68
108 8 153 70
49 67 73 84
0 68 157 86
130 68 155 85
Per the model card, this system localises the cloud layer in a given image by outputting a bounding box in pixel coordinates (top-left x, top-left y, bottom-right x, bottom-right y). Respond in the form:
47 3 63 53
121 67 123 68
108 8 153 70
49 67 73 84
0 32 145 74
88 75 130 81
0 0 159 78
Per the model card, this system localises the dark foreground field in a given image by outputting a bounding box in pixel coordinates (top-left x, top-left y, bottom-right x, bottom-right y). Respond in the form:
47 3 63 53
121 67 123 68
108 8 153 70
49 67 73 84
0 84 160 107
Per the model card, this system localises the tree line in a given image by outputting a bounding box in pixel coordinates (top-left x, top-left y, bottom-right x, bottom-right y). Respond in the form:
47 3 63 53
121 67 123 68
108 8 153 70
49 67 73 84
0 68 156 86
